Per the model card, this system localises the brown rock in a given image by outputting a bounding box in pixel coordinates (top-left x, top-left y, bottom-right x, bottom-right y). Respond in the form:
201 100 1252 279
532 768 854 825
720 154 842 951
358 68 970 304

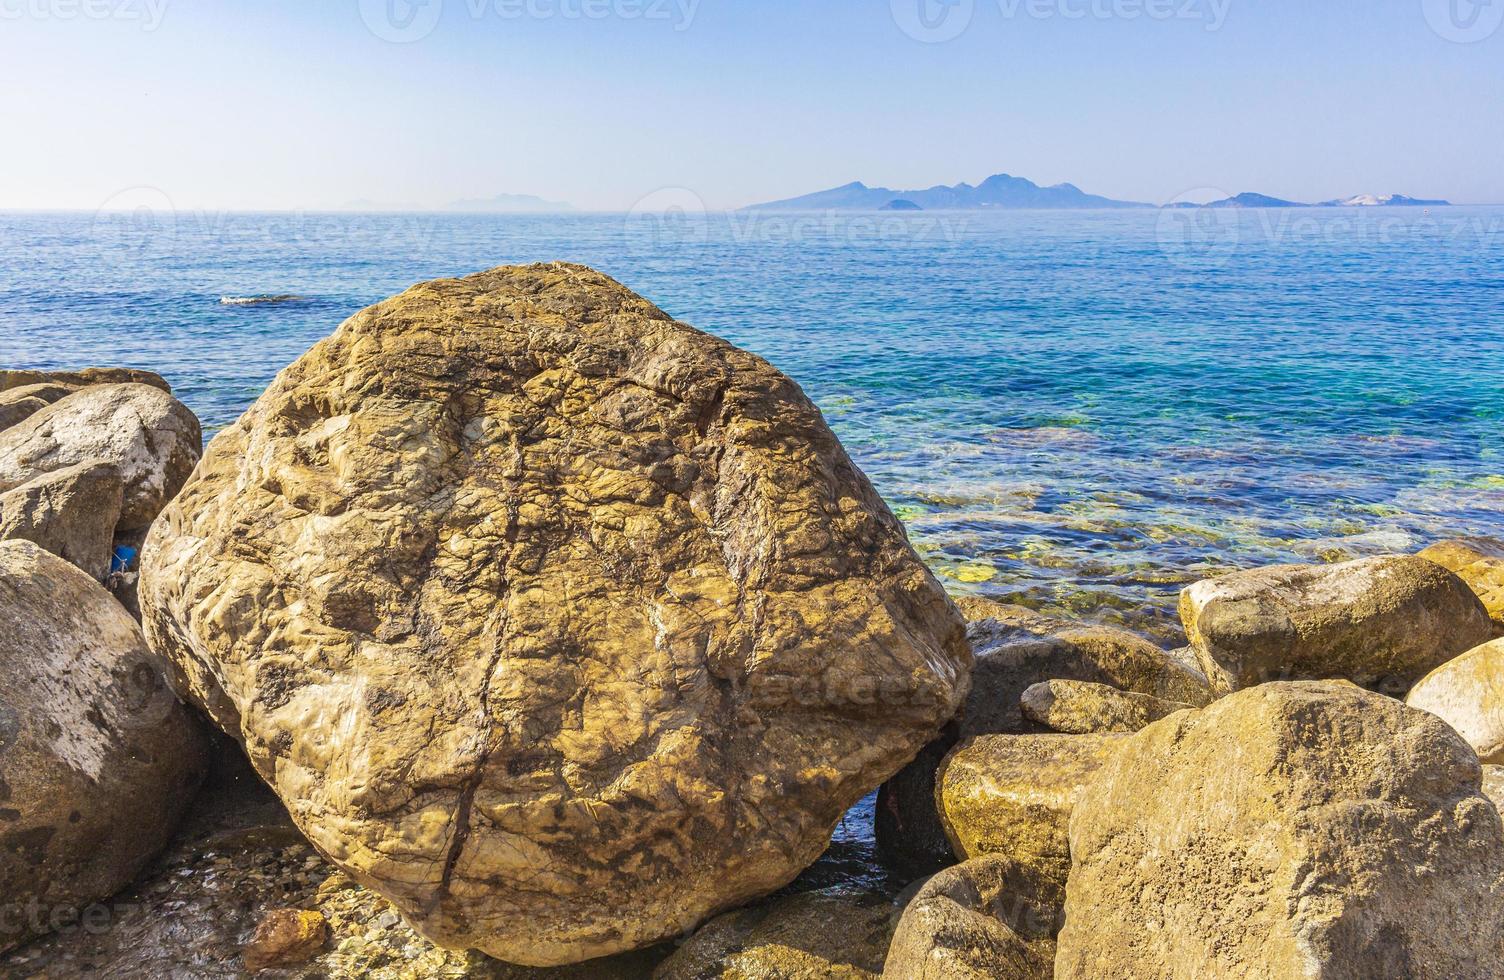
1485 766 1504 814
0 383 201 532
0 459 124 581
1179 555 1495 696
1419 537 1504 632
652 887 896 980
140 263 970 966
1020 679 1193 734
1406 638 1504 764
0 384 79 432
877 598 1203 879
935 733 1124 884
0 540 208 954
881 854 1063 980
0 367 170 394
242 908 328 972
1056 681 1504 979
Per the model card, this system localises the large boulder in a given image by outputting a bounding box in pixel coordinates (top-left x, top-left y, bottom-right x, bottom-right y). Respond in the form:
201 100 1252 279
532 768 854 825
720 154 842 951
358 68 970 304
0 384 77 433
1056 681 1504 979
876 598 1205 879
0 367 170 394
652 887 896 980
1419 537 1504 632
1020 679 1192 734
0 540 208 953
0 460 125 581
139 263 970 966
0 383 201 534
881 854 1063 980
1180 556 1494 696
935 733 1124 885
1406 638 1504 764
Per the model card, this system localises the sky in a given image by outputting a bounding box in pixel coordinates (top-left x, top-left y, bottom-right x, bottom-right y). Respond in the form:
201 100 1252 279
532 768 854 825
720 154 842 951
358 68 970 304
1 0 1501 210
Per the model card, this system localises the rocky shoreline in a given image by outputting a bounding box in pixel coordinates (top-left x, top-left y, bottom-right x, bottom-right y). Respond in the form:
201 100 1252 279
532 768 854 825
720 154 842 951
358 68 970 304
2 263 1503 977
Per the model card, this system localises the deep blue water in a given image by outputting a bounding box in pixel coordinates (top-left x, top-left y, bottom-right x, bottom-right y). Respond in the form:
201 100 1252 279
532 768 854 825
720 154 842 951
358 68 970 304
3 207 1502 640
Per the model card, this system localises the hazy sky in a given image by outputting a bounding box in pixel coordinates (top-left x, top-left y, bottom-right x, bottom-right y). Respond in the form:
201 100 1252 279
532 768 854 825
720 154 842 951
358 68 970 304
3 0 1501 210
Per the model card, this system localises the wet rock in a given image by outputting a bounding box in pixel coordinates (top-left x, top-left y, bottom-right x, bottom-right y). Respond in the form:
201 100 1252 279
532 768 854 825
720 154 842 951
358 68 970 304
1419 537 1504 632
881 854 1062 980
0 367 170 394
1020 679 1193 734
877 597 1202 880
1056 681 1504 979
140 263 970 965
1180 555 1495 696
0 540 207 954
936 733 1124 884
1407 638 1504 764
0 383 201 533
242 908 328 972
653 887 895 980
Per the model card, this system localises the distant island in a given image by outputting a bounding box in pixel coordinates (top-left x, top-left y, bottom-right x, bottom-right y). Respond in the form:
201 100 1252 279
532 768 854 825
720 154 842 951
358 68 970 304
746 174 1451 211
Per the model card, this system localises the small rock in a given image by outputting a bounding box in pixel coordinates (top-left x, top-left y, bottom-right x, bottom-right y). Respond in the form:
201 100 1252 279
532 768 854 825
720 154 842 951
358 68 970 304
1419 537 1504 632
653 887 896 980
936 733 1125 884
882 853 1063 980
1180 555 1494 695
1407 638 1504 763
242 908 328 972
1020 679 1193 734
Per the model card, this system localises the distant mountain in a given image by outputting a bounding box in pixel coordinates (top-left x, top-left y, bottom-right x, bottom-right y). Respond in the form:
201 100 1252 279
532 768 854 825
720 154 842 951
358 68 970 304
1169 191 1452 209
445 193 574 213
1318 193 1450 207
746 173 1151 210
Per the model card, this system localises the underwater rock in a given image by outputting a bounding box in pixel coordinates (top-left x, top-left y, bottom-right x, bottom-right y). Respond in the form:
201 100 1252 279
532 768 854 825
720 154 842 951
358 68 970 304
1056 682 1504 979
140 263 970 966
1180 555 1494 696
0 540 207 954
241 908 328 972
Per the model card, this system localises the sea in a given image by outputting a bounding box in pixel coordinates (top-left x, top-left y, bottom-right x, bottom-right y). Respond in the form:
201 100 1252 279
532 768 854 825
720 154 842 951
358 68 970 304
3 206 1503 645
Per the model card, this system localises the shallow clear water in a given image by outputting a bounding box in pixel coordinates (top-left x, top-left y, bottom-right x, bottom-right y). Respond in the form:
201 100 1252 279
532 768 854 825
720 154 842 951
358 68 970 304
4 208 1502 639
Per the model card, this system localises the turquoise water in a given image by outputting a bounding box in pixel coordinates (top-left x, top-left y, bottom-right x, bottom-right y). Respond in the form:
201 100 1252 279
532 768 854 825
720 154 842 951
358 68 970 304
4 208 1502 641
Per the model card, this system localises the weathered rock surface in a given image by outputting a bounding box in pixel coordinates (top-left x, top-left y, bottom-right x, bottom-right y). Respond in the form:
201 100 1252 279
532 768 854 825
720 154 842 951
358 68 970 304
1180 556 1494 695
1020 679 1192 734
877 597 1205 879
1486 765 1504 813
0 367 170 394
881 854 1063 980
140 263 970 965
936 734 1124 883
0 540 208 954
0 383 201 533
1407 638 1504 764
652 887 895 980
0 384 78 433
241 908 329 972
0 459 125 581
1420 537 1504 632
1057 681 1504 979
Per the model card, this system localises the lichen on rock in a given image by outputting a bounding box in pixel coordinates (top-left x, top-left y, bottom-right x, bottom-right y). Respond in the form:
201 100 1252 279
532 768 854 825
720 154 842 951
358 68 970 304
140 263 970 966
